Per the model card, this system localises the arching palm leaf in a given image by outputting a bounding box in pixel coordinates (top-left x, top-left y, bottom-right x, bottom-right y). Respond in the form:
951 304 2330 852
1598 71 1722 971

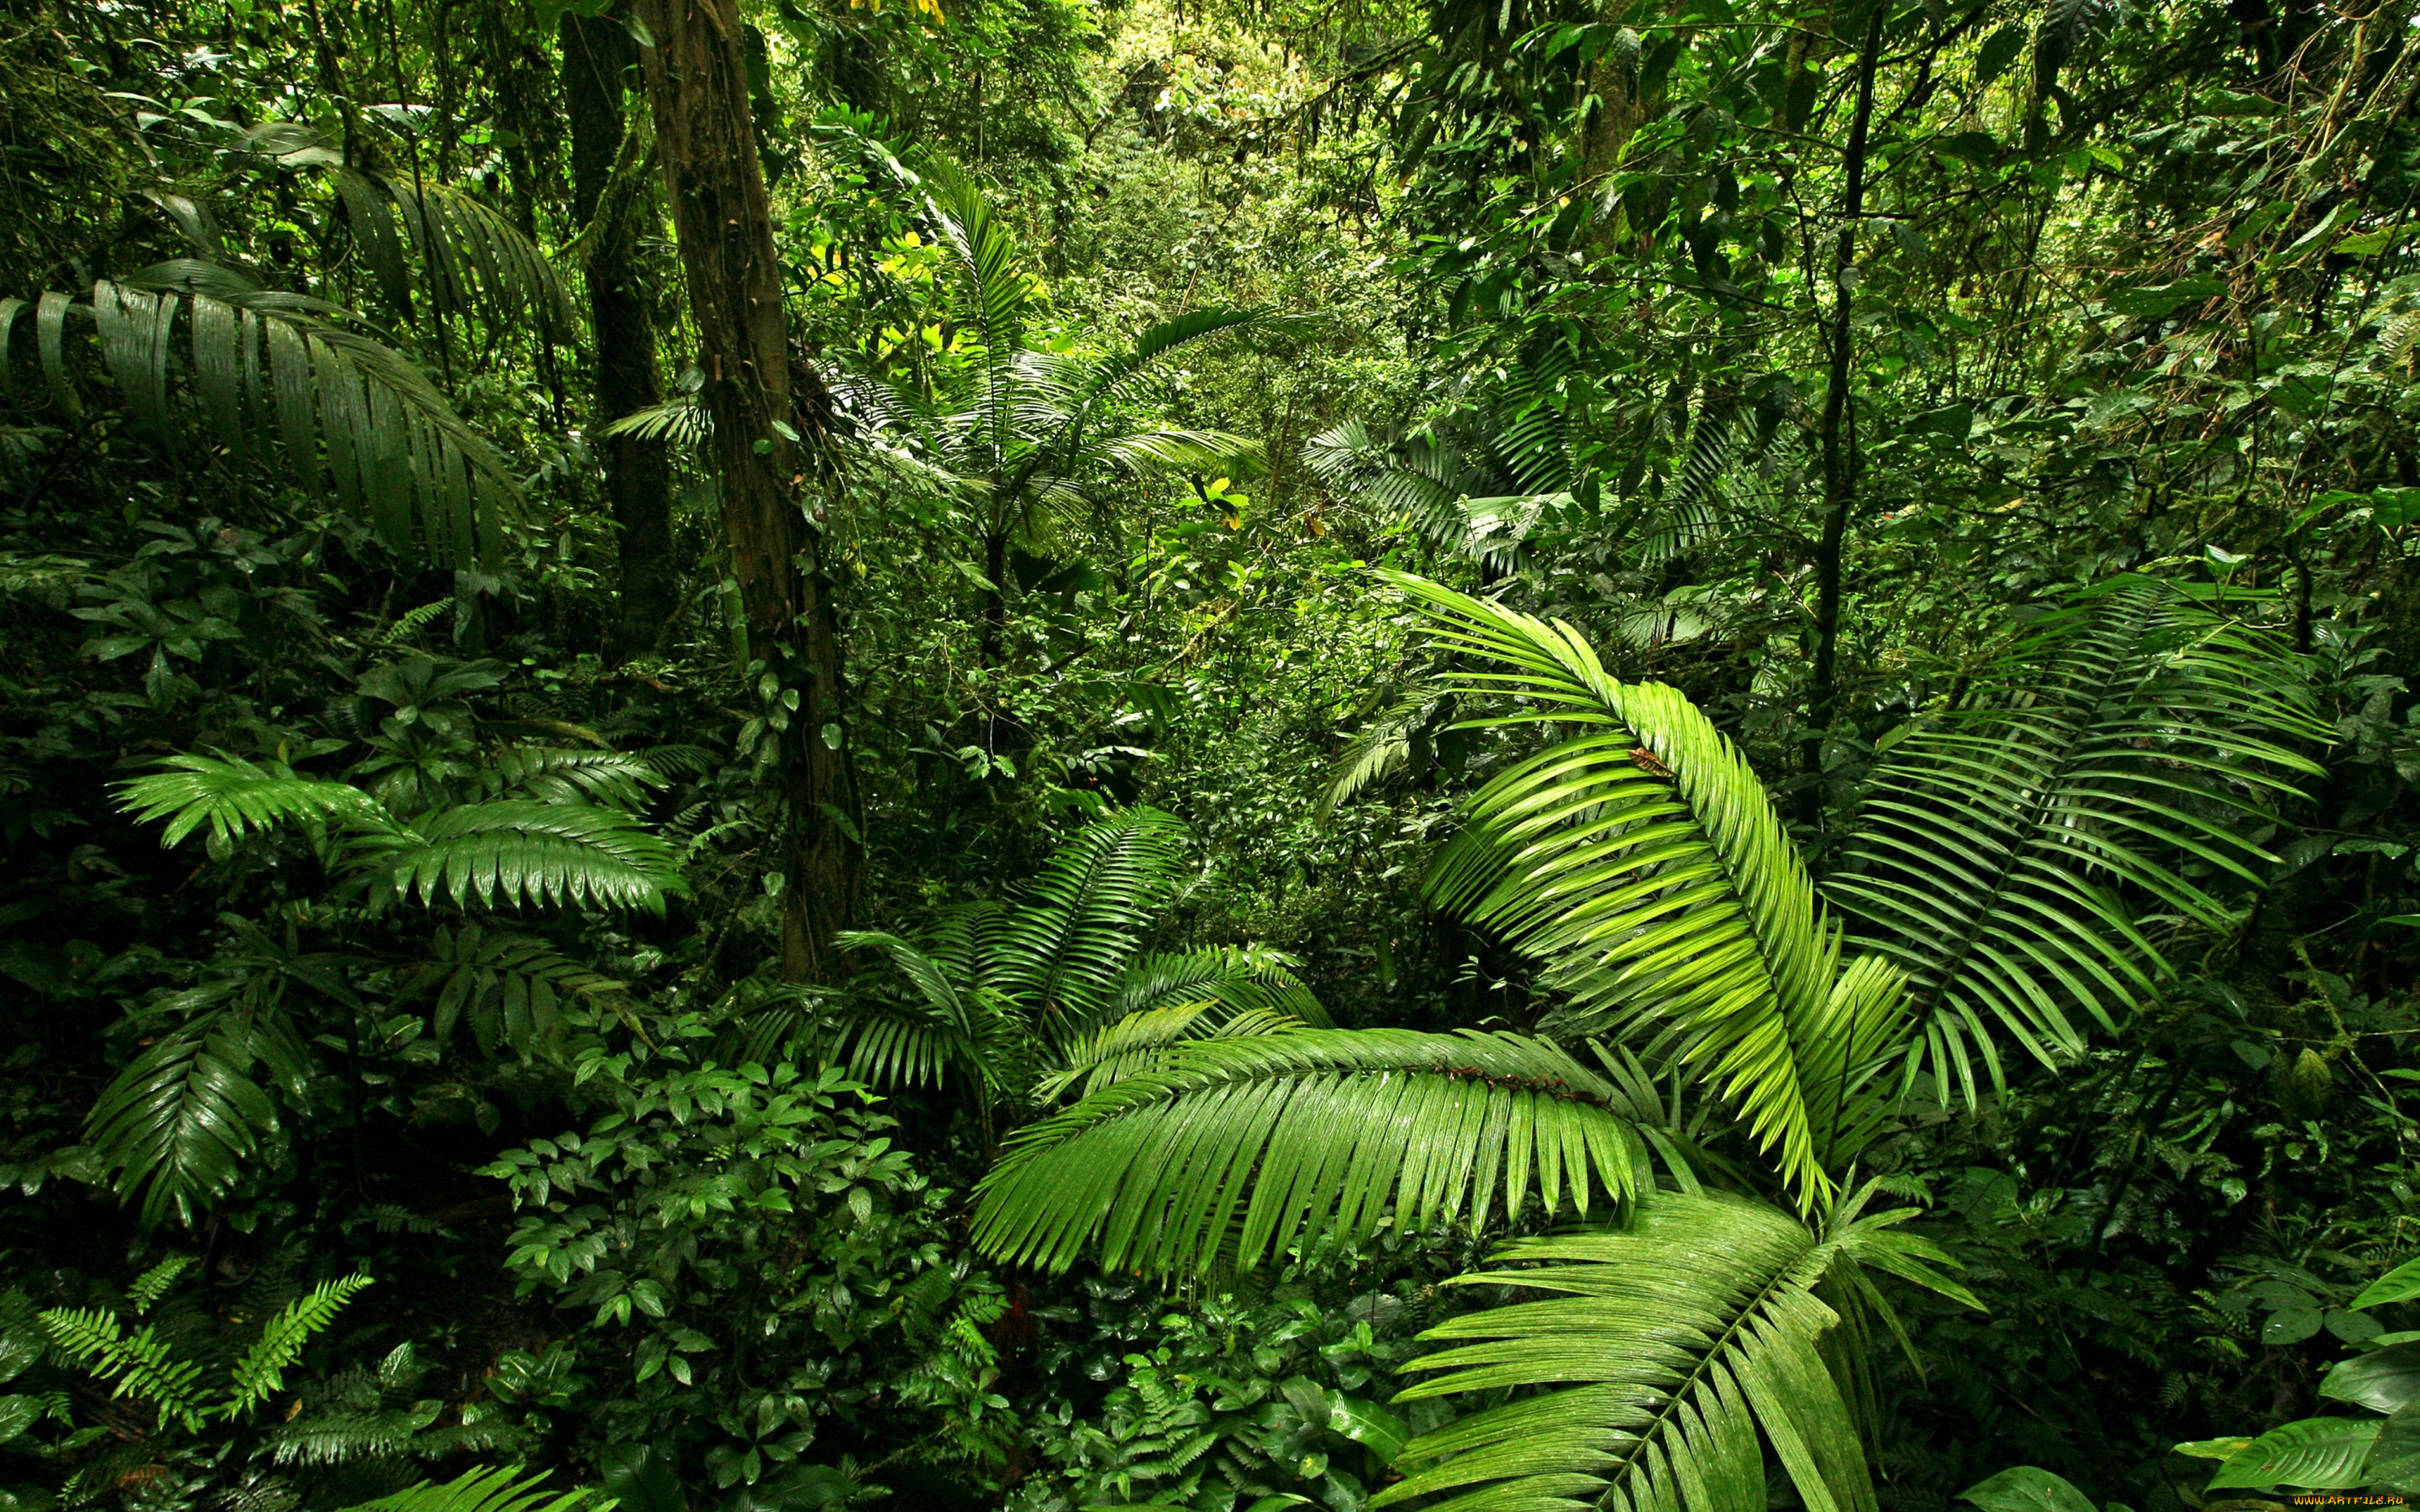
1375 1190 1970 1512
1036 1001 1311 1102
1388 572 1844 1202
972 1029 1649 1277
1823 575 2328 1100
84 1000 309 1227
3 260 523 565
368 801 688 914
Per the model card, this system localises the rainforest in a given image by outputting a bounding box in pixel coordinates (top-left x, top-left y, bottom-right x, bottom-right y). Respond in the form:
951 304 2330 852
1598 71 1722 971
2 0 2417 1502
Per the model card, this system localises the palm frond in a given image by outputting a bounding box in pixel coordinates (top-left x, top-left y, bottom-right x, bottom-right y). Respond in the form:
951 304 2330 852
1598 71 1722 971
6 261 523 565
406 925 627 1057
1375 1191 1881 1512
225 1273 375 1418
994 807 1193 1029
1389 573 1843 1202
481 747 666 810
84 1015 294 1227
366 801 689 915
1085 428 1265 475
1047 308 1310 451
336 169 578 335
1823 575 2328 1100
972 1029 1648 1278
115 753 387 848
337 1466 608 1512
1104 946 1329 1026
922 163 1029 370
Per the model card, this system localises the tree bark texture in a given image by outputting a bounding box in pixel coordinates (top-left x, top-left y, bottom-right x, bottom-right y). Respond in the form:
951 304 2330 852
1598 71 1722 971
1802 0 1886 818
634 0 858 980
562 8 676 654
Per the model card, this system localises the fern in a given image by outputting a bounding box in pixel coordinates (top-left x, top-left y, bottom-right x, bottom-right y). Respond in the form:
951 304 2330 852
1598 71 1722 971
38 1307 208 1432
124 1256 197 1315
225 1273 375 1419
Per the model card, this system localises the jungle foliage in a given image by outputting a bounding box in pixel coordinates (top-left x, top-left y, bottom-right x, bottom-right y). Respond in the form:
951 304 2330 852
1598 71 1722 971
5 0 2420 1504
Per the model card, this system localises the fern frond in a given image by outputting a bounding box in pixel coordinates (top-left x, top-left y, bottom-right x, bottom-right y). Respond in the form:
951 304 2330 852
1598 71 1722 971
115 753 389 848
336 1465 609 1512
1375 1191 1879 1512
1387 573 1843 1202
224 1273 375 1419
973 1029 1647 1278
365 801 688 914
39 1307 208 1432
125 1256 197 1315
1824 575 2328 1100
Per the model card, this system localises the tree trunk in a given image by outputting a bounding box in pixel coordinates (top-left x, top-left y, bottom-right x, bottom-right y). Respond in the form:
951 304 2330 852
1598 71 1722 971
634 0 857 981
563 8 677 654
1802 0 1886 823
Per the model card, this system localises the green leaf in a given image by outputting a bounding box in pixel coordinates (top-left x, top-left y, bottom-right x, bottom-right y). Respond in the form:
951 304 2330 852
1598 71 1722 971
1958 1467 2097 1512
2320 1341 2420 1415
1376 1191 1879 1512
2207 1417 2384 1490
2354 1257 2420 1310
224 1273 373 1418
973 1029 1646 1276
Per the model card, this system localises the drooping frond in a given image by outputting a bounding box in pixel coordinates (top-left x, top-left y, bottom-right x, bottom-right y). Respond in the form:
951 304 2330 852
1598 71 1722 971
1320 690 1444 815
1046 308 1311 448
335 169 577 335
84 1013 297 1227
972 1029 1648 1278
115 754 387 848
1376 1192 1877 1512
1387 573 1844 1202
819 928 1025 1092
39 1307 209 1431
3 262 523 565
1084 427 1264 475
225 1273 375 1418
994 806 1193 1030
365 801 689 914
404 925 628 1058
480 747 666 810
1823 575 2328 1100
337 1466 608 1512
1306 420 1476 554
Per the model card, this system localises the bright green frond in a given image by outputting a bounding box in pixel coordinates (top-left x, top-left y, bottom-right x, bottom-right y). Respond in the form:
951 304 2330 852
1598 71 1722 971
116 754 388 848
39 1306 209 1432
1823 574 2328 1100
1038 998 1315 1103
482 747 666 809
1386 573 1843 1202
1087 428 1263 475
337 1466 609 1512
973 1029 1648 1278
1377 1190 1876 1512
366 801 688 914
224 1273 375 1418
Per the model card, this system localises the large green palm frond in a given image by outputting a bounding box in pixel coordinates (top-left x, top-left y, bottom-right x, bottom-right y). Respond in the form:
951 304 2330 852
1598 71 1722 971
2 260 522 565
117 753 386 847
334 168 577 335
338 1466 608 1512
84 997 310 1227
971 1028 1648 1277
1376 1190 1970 1512
820 926 1030 1091
369 801 688 915
993 806 1193 1030
480 747 666 809
1387 573 1844 1201
1034 945 1329 1099
1823 574 2328 1100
